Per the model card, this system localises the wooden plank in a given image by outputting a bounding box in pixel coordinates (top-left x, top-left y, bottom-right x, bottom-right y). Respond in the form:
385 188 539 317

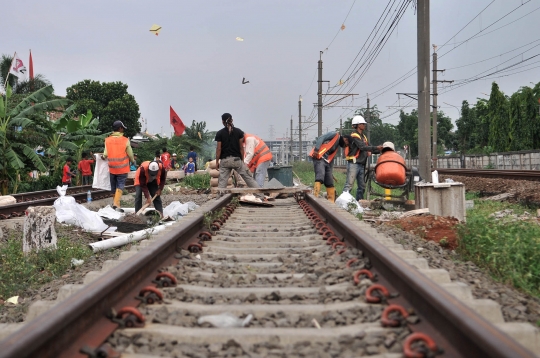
211 186 311 194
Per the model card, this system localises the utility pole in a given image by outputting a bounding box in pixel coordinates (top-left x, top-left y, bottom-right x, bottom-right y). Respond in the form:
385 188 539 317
299 96 303 161
290 116 293 163
340 118 343 165
417 0 431 181
366 95 371 144
317 51 323 137
432 45 453 168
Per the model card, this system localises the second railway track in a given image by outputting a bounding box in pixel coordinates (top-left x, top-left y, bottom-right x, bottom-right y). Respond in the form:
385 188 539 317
0 193 537 357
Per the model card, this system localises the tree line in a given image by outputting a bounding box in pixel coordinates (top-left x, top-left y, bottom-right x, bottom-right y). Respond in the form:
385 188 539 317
338 81 540 158
0 54 213 194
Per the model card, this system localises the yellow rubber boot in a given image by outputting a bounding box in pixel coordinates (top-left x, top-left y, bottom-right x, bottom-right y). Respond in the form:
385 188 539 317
313 182 321 197
113 188 123 208
327 187 336 202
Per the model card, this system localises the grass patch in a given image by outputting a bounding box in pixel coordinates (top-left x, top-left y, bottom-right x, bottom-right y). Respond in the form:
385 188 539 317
457 198 540 296
182 173 210 189
0 233 93 300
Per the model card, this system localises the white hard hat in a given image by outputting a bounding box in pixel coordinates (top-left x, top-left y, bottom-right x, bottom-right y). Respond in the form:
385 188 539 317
172 153 177 156
382 142 395 151
148 161 160 175
351 115 367 125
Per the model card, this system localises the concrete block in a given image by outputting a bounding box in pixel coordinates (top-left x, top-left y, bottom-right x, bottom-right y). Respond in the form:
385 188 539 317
405 258 429 269
440 282 473 300
23 206 57 254
390 249 418 259
418 269 451 284
415 182 466 221
119 251 139 260
83 271 103 284
462 299 504 324
102 260 122 272
495 322 540 354
56 284 84 301
26 300 56 321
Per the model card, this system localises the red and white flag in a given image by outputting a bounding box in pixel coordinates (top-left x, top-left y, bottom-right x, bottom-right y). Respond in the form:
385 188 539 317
9 53 27 79
170 106 185 136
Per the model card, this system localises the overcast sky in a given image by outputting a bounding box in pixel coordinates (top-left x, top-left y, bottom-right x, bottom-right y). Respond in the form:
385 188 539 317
5 0 540 142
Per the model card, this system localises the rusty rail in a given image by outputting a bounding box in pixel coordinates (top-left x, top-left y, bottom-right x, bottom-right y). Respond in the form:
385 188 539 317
436 168 540 181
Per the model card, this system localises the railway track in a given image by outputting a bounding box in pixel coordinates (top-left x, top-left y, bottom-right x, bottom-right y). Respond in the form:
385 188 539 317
0 185 136 220
436 168 540 181
0 194 537 357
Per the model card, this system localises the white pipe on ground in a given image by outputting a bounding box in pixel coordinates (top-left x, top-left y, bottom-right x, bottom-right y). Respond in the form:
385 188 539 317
89 222 175 252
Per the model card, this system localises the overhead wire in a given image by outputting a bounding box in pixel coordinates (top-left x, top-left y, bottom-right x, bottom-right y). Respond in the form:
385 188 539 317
324 0 358 52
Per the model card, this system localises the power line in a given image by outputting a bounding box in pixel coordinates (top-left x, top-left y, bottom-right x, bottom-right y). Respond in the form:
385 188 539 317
323 0 358 51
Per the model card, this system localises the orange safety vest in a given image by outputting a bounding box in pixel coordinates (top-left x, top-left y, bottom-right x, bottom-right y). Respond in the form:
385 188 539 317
344 132 368 160
134 161 163 186
105 135 130 174
244 134 272 172
309 133 340 162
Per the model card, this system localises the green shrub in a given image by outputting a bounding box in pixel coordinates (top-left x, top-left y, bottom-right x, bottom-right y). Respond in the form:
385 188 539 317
183 173 210 189
457 202 540 296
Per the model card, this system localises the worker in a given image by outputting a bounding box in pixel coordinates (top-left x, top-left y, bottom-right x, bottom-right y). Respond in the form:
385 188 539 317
103 120 135 211
343 115 382 201
215 113 260 189
160 147 171 170
171 153 179 170
309 131 346 202
375 142 407 186
134 161 167 216
244 133 273 187
78 152 94 185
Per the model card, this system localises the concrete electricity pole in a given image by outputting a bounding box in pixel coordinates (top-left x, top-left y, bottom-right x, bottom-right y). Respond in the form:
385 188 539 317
317 51 323 137
290 116 293 162
298 96 303 161
366 95 371 144
417 0 431 181
432 46 454 168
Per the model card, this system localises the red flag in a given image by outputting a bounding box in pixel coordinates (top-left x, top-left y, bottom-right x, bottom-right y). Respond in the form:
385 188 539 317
29 50 34 80
170 106 185 136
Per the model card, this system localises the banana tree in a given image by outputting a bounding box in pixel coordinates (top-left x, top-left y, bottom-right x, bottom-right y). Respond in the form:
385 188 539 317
0 85 71 194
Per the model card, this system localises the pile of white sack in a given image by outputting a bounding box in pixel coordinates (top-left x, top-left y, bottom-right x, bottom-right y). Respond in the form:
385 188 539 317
53 186 109 232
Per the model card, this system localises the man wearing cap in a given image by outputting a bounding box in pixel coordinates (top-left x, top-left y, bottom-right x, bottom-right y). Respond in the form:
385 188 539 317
102 120 135 211
343 115 383 201
375 142 407 186
134 161 167 216
215 113 260 189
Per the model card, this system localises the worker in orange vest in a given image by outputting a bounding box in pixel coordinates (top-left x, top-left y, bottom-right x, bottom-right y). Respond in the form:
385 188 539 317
102 120 135 211
375 142 407 186
244 133 273 187
134 161 167 216
309 132 347 202
343 115 382 201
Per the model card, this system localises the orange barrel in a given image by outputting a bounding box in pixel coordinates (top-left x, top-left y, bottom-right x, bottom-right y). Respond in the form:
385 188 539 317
375 152 406 186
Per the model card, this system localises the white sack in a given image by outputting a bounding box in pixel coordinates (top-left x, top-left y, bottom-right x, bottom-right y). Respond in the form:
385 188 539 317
163 201 190 218
92 154 111 191
54 185 108 232
335 191 364 216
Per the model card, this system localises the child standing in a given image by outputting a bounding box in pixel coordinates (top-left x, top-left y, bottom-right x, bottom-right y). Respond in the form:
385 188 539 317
185 157 195 176
62 158 77 186
78 152 95 185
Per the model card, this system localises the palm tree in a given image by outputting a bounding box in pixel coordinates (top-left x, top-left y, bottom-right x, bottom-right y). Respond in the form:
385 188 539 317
0 85 71 194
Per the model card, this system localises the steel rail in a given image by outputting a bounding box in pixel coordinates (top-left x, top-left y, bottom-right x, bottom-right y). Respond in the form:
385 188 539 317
436 168 540 181
306 194 535 357
0 194 535 357
0 194 232 358
0 185 136 220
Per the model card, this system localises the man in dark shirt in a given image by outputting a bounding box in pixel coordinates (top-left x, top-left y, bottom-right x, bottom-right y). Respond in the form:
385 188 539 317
214 113 259 189
187 147 198 171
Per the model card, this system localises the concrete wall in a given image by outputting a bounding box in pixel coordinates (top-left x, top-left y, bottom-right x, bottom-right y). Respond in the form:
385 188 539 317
409 150 540 170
